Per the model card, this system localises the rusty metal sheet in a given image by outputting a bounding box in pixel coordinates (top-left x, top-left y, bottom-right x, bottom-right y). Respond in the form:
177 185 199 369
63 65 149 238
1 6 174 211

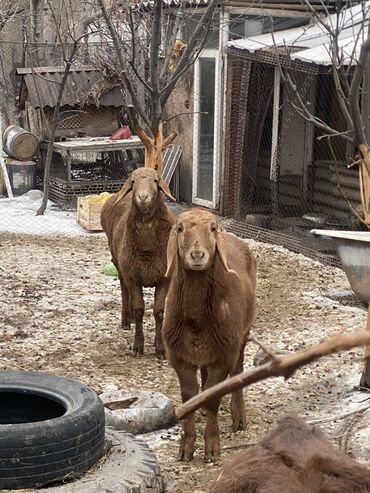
18 67 125 109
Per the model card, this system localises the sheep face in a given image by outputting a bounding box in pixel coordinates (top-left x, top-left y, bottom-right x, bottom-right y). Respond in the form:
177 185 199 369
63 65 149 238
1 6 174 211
178 214 217 271
166 209 236 276
113 168 175 211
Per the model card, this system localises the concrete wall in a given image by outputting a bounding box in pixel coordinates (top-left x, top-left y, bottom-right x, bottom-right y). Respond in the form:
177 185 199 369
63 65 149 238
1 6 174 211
165 69 194 203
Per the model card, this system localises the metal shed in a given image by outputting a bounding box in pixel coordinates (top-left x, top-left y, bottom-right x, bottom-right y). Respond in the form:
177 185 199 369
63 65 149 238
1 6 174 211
222 2 369 226
17 66 125 140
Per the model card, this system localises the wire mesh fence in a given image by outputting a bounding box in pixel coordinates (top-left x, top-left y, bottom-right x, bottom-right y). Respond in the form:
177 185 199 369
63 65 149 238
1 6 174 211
0 36 364 271
0 39 145 236
222 47 366 267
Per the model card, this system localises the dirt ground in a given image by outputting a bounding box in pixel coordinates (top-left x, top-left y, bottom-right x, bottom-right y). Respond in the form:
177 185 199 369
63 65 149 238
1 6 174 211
0 231 369 492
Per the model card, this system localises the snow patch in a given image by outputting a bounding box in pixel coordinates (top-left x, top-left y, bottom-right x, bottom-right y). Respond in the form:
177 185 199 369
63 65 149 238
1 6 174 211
0 191 104 237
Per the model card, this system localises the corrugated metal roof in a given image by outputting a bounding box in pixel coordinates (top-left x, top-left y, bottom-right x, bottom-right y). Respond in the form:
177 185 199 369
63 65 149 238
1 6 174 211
17 67 125 109
227 1 370 66
132 0 349 6
132 0 208 10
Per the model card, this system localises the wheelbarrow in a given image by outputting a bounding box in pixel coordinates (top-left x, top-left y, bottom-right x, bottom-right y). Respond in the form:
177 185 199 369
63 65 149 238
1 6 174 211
311 230 370 388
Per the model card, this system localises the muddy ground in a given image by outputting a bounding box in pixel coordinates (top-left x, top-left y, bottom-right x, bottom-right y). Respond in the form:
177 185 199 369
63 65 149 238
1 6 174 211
0 231 369 492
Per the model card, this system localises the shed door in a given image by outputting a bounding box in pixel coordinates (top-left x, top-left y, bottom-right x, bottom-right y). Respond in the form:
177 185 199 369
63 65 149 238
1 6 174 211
192 50 220 208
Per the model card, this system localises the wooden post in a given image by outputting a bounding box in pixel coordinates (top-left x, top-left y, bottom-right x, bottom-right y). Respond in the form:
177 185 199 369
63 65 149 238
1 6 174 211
360 303 370 388
0 158 13 198
270 66 281 217
66 152 72 182
0 110 13 198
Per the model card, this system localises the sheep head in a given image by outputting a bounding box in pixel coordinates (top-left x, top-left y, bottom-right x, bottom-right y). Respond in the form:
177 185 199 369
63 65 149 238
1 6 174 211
114 168 175 212
165 209 238 278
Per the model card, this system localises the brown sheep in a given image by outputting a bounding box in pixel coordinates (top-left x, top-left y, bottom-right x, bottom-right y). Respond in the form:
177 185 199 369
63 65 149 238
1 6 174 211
209 415 370 493
101 167 176 358
162 208 256 462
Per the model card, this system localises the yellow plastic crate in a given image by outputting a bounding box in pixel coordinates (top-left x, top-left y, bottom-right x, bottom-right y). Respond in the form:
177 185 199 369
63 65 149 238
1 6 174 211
77 192 112 231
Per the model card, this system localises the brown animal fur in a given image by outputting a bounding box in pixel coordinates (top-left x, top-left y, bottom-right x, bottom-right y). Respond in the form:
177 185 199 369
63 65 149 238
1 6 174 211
210 415 370 493
101 168 175 357
162 209 256 461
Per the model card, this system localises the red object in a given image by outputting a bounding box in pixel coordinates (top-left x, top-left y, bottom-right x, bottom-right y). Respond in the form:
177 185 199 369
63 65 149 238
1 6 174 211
110 125 132 140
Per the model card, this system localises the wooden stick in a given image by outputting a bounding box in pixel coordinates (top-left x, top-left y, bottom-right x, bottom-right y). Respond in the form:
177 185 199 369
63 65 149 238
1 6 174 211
363 304 370 370
163 131 177 148
249 335 282 364
0 158 13 198
175 332 370 420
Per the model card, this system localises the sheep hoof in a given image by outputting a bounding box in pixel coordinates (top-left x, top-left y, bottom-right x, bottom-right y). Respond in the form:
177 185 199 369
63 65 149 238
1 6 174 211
232 417 247 432
155 351 166 360
155 346 166 360
177 448 194 462
132 341 144 356
204 451 220 463
204 455 217 464
204 437 221 463
122 324 131 331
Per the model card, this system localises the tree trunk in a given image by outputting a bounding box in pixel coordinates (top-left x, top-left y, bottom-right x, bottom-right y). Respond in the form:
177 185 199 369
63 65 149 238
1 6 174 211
360 37 370 228
37 55 75 215
147 121 164 172
359 143 370 227
136 121 176 176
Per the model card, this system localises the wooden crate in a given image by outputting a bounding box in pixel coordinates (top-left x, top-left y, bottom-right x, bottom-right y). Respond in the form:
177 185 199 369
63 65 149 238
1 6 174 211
77 193 111 231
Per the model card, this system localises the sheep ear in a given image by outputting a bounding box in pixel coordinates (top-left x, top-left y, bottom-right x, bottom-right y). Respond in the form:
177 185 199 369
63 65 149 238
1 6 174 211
159 177 176 202
113 177 133 205
216 231 239 279
165 228 178 278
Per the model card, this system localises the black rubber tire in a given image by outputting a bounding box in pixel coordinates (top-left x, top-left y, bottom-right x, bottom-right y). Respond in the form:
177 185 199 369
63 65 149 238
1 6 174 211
0 370 105 489
39 428 165 493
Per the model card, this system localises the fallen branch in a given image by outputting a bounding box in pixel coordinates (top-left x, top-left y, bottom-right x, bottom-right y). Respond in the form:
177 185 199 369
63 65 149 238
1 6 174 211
175 332 370 420
307 404 370 425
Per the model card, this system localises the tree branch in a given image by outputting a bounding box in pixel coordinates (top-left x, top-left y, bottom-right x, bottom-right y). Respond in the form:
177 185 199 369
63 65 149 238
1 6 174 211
150 0 162 121
160 0 216 105
37 38 81 216
329 139 368 226
163 131 177 147
97 0 151 128
249 336 282 364
127 104 153 144
176 332 370 420
271 28 354 145
350 36 370 171
159 10 183 82
128 6 153 93
289 94 353 143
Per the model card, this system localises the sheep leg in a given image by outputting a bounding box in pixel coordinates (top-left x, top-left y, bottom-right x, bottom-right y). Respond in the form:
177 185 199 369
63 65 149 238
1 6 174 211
200 367 208 391
153 284 167 359
128 283 145 356
118 274 132 331
175 364 198 461
203 367 230 463
230 348 247 432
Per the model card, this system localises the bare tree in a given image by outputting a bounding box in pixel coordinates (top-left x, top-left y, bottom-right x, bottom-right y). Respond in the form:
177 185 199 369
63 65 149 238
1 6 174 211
276 0 370 228
34 0 94 215
36 41 84 215
92 0 217 174
0 0 24 33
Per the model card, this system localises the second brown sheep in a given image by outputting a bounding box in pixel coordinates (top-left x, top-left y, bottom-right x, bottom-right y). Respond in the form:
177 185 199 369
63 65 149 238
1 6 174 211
101 167 175 357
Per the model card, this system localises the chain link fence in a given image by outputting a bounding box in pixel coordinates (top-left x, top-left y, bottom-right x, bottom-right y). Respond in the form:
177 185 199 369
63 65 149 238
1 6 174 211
222 46 365 267
0 37 364 269
0 39 147 236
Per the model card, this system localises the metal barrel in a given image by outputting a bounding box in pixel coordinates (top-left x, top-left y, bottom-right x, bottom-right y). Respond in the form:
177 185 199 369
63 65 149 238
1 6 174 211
6 159 37 196
3 125 39 161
